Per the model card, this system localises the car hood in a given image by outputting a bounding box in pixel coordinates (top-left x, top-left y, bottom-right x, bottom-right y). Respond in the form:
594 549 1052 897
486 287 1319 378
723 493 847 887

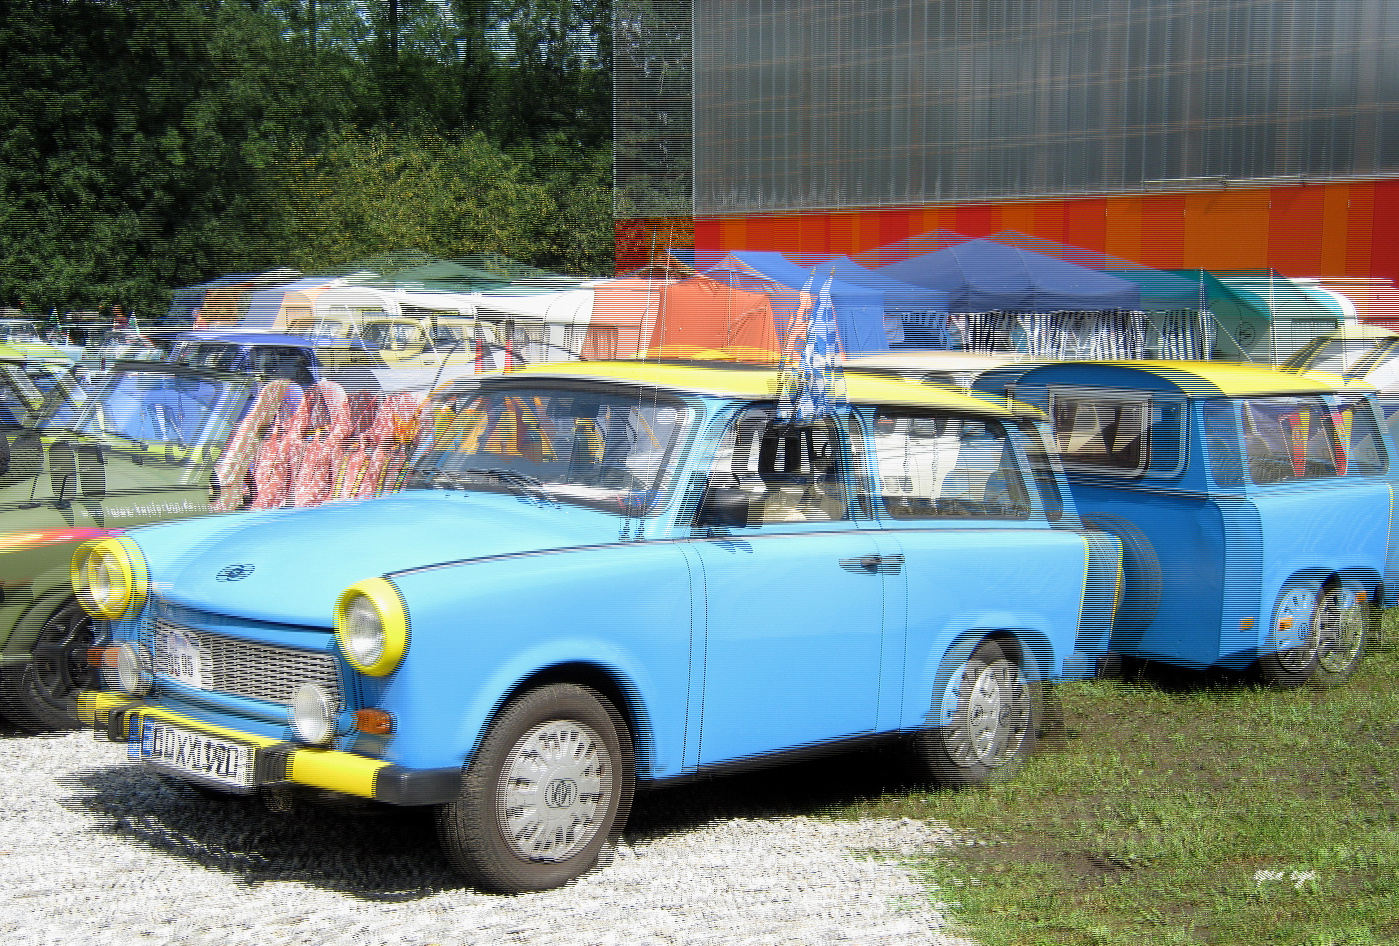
133 491 629 626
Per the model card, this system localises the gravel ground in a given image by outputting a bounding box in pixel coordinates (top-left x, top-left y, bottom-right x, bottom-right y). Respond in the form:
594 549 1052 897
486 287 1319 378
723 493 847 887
0 725 974 946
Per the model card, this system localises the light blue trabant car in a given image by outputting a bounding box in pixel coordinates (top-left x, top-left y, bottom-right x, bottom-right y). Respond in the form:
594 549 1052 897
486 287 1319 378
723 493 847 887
75 363 1121 892
974 361 1396 686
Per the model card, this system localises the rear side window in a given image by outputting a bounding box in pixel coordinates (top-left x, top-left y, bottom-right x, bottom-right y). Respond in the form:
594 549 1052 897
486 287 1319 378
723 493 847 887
870 409 1030 520
1051 394 1149 475
1238 396 1385 484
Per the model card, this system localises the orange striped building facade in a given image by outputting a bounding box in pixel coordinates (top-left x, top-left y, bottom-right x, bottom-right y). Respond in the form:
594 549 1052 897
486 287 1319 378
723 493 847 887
618 180 1399 279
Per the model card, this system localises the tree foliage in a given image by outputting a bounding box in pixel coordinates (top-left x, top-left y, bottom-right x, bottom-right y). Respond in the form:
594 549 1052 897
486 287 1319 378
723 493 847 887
0 0 615 316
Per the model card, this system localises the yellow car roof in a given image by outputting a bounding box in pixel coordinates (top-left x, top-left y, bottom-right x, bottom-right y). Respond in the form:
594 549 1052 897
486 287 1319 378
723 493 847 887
503 360 1032 416
1071 360 1352 397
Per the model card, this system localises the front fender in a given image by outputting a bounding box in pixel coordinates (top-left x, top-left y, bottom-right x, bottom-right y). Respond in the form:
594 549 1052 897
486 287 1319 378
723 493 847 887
382 541 694 778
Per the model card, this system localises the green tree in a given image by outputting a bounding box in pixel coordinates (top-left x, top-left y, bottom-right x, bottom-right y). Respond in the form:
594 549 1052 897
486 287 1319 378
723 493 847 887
0 0 350 314
269 128 558 269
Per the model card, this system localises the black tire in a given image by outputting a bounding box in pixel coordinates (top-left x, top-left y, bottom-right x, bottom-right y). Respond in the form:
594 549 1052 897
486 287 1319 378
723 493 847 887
1258 586 1323 687
917 639 1039 788
436 683 633 893
1311 584 1371 686
0 599 93 732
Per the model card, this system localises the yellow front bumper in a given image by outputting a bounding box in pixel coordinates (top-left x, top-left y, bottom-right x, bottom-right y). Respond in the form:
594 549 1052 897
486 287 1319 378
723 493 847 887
76 691 458 805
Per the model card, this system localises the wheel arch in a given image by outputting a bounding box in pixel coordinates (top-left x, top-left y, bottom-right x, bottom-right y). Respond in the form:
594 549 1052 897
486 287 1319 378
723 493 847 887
918 626 1057 729
475 661 651 775
2 583 86 661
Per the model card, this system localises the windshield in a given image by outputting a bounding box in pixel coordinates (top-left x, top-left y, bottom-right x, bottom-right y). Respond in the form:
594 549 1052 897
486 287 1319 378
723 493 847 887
0 364 41 427
0 320 46 343
1286 336 1395 373
409 383 693 514
41 369 252 462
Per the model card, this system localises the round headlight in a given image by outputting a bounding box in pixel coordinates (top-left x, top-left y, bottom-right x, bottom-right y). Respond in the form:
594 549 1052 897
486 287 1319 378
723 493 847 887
344 596 385 667
334 578 409 676
114 643 152 696
71 537 148 620
290 683 337 745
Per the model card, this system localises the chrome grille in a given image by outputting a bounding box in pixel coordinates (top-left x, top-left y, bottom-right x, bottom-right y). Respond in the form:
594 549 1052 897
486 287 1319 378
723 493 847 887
151 617 341 709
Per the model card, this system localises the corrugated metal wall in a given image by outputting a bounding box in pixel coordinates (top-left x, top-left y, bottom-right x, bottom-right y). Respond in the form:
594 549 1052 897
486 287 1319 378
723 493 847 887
686 0 1399 215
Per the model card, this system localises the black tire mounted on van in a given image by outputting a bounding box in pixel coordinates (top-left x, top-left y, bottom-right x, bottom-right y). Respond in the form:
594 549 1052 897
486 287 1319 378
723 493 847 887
437 684 634 893
918 639 1039 787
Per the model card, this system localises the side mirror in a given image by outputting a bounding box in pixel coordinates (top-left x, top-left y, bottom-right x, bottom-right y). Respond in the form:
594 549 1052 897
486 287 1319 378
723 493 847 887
696 483 751 528
2 431 43 480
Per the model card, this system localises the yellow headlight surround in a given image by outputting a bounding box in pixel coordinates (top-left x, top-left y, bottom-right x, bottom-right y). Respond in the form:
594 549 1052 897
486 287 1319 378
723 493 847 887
70 536 149 620
334 578 409 676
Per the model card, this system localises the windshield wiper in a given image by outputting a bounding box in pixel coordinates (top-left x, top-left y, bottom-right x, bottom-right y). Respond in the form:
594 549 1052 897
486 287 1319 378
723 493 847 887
420 467 550 501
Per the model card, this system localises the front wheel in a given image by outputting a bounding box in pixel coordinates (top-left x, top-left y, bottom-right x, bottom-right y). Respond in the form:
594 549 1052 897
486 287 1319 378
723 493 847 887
436 683 633 893
0 599 93 732
917 639 1038 787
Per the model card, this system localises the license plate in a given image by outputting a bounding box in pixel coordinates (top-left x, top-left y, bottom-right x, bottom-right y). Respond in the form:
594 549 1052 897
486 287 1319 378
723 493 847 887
160 628 206 689
131 720 255 791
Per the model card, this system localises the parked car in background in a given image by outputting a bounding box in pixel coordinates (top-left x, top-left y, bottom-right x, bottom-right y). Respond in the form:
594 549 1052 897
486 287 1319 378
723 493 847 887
1 360 429 731
170 331 385 390
845 351 1025 389
1282 323 1399 382
0 319 77 366
75 362 1122 892
974 360 1395 686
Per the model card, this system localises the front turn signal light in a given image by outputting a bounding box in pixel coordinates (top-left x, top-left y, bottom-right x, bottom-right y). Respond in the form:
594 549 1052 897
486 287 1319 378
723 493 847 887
71 537 148 620
354 709 394 735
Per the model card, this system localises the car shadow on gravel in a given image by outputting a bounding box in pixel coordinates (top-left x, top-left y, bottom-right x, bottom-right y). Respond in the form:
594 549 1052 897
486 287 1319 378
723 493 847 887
61 740 935 900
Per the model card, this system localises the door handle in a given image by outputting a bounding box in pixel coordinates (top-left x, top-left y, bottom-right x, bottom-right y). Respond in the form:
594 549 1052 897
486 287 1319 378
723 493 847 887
839 554 902 574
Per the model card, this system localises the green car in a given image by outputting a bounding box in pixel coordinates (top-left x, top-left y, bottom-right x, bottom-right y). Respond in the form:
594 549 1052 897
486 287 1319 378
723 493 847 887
1 360 257 730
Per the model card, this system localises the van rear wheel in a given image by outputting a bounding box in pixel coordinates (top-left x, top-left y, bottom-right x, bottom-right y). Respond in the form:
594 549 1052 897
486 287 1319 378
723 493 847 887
1311 584 1370 685
1258 586 1322 687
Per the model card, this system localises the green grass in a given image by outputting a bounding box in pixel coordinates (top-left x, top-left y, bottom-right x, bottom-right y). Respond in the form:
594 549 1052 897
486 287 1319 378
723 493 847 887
832 615 1399 946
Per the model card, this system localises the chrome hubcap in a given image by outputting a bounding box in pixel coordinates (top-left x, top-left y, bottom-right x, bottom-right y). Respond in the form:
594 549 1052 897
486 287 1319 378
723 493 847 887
1316 589 1366 674
951 658 1029 767
498 719 612 863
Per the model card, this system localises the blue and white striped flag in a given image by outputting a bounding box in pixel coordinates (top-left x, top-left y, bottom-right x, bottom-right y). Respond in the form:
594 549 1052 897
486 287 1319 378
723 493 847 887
777 267 843 424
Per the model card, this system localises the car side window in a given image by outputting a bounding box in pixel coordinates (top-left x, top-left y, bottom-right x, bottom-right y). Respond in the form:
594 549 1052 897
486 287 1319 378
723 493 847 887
1241 396 1351 484
695 407 851 528
870 409 1031 520
1330 396 1389 476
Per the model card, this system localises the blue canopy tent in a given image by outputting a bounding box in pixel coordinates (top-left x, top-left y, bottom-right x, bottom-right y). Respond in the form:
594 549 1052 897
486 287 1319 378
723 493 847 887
875 238 1142 312
861 238 1227 359
709 252 890 353
818 257 954 348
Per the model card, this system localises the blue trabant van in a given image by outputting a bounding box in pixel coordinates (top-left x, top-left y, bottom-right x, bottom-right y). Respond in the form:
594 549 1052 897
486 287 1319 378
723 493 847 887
973 361 1395 685
73 362 1121 892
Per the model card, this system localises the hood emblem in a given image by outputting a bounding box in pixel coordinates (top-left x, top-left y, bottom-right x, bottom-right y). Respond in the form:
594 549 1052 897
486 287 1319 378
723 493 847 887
216 564 255 582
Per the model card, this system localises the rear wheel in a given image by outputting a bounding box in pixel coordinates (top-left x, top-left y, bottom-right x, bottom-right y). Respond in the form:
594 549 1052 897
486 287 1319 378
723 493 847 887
436 683 633 893
0 599 93 732
1258 587 1322 687
1311 584 1370 685
917 639 1038 787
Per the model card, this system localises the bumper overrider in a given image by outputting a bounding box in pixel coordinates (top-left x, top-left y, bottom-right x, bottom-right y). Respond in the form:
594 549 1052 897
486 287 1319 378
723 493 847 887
76 690 460 806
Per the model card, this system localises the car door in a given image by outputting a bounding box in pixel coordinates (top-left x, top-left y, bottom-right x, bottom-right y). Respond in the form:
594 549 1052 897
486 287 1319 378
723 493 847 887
690 406 891 765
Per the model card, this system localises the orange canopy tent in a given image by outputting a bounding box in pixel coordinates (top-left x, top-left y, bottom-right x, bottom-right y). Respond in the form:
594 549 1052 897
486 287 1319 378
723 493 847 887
588 275 784 363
